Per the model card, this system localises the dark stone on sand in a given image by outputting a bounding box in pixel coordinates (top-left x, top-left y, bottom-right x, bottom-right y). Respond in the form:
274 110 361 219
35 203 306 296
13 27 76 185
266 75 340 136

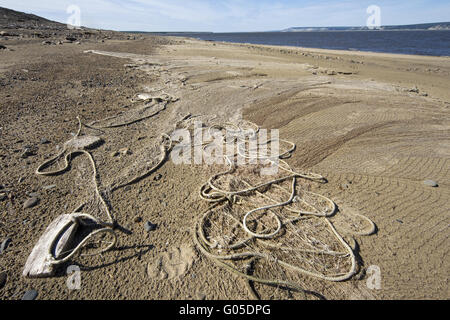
22 289 38 300
21 148 35 158
0 271 6 289
0 45 7 50
144 222 157 232
0 238 12 254
134 217 142 223
154 174 162 181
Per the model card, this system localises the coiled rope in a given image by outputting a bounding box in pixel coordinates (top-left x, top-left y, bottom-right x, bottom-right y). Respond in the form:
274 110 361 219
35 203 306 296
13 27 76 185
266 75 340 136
188 119 376 299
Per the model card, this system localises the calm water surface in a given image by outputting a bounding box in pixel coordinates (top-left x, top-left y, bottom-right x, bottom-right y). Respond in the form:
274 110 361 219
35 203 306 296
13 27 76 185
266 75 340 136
154 31 450 56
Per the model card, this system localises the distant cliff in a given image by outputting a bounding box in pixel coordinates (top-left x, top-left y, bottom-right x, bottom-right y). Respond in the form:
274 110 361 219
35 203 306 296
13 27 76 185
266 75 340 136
0 6 66 29
282 22 450 32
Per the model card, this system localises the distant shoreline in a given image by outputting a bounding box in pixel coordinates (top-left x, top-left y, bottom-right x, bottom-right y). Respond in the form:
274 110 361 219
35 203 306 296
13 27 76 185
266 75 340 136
137 30 450 57
128 29 450 34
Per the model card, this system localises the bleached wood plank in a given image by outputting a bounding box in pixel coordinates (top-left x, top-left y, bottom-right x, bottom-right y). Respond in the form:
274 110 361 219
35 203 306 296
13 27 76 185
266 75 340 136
23 214 79 278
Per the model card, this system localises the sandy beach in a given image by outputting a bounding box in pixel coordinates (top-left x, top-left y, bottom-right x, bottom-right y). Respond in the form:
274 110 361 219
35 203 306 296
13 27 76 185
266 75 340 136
0 29 449 300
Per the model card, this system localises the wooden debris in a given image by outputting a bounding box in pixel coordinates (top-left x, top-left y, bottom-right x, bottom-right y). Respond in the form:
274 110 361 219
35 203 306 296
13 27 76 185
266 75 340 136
23 214 79 278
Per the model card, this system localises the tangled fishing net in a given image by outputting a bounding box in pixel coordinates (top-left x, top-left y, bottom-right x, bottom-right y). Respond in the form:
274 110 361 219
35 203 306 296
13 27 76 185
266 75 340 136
180 118 377 299
32 93 375 298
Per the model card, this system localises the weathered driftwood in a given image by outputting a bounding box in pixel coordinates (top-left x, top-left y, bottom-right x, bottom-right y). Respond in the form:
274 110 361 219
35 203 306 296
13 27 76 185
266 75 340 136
23 214 79 278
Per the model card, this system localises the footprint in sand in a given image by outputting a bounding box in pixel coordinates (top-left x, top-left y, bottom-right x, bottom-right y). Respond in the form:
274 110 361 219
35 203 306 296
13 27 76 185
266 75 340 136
147 245 196 280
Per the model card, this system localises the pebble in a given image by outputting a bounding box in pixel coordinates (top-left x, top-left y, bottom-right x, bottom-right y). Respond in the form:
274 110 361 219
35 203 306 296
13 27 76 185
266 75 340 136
21 148 35 159
196 292 206 300
0 271 6 289
42 184 56 190
27 192 40 198
144 222 157 232
154 174 162 181
423 180 438 187
40 138 50 144
23 197 39 209
119 148 132 155
0 45 7 50
0 238 12 254
134 217 142 223
0 193 6 201
22 289 38 300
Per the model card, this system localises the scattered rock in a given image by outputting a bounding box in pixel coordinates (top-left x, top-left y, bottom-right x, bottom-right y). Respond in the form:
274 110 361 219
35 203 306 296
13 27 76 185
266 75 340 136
0 238 12 254
408 86 420 93
144 221 157 232
42 184 56 191
111 151 120 157
0 193 6 201
41 40 53 45
423 180 438 187
22 289 38 300
65 36 77 42
154 174 162 181
21 148 35 158
0 44 7 50
196 292 206 300
23 197 39 209
341 183 350 190
119 148 132 156
0 271 6 289
27 192 40 198
40 138 50 144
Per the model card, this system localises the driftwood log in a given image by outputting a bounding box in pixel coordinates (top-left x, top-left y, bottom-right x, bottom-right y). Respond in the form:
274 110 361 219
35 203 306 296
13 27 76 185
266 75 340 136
23 214 79 278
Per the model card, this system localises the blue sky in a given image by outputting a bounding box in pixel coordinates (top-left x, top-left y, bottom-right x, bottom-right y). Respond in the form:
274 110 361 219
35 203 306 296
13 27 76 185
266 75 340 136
1 0 449 32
